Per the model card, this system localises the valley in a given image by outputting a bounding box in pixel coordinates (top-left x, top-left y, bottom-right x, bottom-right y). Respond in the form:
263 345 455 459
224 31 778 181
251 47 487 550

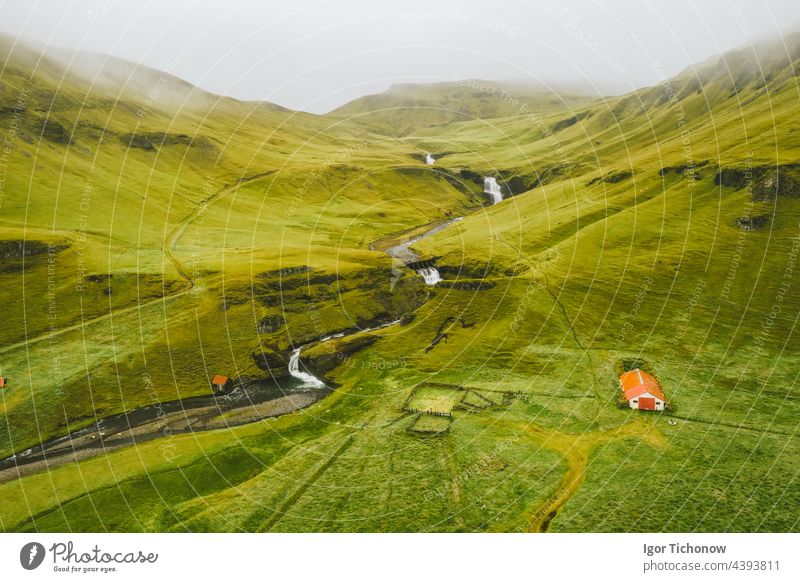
0 29 799 533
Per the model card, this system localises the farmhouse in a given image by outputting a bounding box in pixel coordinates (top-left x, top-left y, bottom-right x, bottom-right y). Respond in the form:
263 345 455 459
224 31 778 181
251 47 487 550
210 374 232 395
620 369 666 411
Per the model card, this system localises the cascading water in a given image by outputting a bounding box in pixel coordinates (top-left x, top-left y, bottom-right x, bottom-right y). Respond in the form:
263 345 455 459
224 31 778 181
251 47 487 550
484 177 503 204
417 267 441 286
287 319 402 388
426 153 435 165
288 347 326 388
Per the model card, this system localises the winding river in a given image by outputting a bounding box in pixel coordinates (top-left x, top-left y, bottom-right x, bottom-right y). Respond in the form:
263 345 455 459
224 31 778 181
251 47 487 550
1 155 506 480
0 211 461 480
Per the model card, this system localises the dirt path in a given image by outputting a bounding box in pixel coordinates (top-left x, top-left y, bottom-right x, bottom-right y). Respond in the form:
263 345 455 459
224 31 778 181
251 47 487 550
0 285 195 357
543 275 602 400
527 437 590 533
495 420 666 532
0 173 266 356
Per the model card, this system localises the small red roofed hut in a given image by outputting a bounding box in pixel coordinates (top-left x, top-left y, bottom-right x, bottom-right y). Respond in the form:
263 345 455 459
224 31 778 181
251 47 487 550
620 369 666 411
210 374 232 395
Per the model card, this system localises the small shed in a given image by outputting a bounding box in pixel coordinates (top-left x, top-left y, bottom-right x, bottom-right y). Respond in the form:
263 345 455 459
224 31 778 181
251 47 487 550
620 369 666 411
210 374 232 395
0 377 7 389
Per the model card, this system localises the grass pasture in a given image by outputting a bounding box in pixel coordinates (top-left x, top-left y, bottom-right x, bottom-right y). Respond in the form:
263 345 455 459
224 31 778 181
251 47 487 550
408 414 452 435
406 386 463 415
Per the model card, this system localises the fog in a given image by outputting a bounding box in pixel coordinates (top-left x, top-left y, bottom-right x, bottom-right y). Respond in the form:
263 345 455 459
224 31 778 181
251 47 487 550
0 0 797 113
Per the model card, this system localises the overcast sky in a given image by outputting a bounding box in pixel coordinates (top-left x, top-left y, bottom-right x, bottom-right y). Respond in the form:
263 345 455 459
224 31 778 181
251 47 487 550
1 0 798 113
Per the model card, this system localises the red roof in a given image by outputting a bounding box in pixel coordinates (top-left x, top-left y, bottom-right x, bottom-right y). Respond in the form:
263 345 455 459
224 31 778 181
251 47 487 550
0 377 6 388
211 374 229 385
620 369 665 401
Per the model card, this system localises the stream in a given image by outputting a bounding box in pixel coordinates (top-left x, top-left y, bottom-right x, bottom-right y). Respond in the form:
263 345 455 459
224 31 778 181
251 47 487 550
384 216 463 286
0 178 473 479
287 319 401 388
0 374 323 478
0 320 404 477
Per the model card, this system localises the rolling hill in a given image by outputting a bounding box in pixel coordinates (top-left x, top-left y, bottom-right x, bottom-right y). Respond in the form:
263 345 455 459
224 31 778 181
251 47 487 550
330 79 595 136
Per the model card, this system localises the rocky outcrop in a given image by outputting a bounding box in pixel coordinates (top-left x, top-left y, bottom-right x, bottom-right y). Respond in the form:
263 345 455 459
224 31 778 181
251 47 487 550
251 347 289 378
735 215 769 231
551 111 592 133
257 314 286 333
37 118 73 144
459 168 484 186
753 167 800 201
302 334 379 375
261 265 312 278
714 164 800 201
586 170 633 186
659 161 708 179
121 131 218 154
0 240 67 259
437 263 496 279
437 279 496 291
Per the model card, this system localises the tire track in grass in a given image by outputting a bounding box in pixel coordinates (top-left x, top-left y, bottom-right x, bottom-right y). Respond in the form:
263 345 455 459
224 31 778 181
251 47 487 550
380 441 397 529
313 414 378 531
492 234 599 401
543 275 601 401
670 414 797 437
528 443 589 533
9 442 271 532
442 436 466 531
488 420 666 532
258 434 355 532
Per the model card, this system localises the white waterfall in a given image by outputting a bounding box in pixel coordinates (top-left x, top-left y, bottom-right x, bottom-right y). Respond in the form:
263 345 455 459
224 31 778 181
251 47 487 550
287 319 402 388
417 267 441 286
426 153 435 165
288 347 326 388
484 177 503 204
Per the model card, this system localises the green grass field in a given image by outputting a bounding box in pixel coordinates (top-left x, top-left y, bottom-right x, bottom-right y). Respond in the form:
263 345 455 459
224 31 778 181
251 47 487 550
0 30 799 532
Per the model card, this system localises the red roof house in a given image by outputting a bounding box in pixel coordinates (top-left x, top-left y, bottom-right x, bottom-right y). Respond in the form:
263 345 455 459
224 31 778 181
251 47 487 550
210 374 232 394
620 369 666 411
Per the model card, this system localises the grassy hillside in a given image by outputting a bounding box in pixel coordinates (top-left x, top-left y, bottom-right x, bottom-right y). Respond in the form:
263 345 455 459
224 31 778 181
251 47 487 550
1 31 799 533
0 32 474 453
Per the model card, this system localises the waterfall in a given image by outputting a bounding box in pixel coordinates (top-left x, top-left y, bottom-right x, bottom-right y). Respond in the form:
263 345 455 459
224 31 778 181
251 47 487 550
287 319 402 388
426 153 435 165
484 177 503 204
417 267 441 286
288 347 326 388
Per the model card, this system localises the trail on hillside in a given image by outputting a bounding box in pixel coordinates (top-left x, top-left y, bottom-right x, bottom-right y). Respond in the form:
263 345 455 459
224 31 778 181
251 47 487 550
0 175 262 356
493 233 601 400
527 439 589 533
543 275 601 400
512 421 666 532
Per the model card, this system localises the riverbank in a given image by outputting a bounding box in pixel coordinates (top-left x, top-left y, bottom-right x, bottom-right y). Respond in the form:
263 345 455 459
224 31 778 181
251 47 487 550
0 197 471 483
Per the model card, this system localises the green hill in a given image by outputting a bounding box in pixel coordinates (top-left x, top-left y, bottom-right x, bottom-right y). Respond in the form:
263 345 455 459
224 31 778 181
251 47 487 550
0 31 799 533
330 79 594 136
